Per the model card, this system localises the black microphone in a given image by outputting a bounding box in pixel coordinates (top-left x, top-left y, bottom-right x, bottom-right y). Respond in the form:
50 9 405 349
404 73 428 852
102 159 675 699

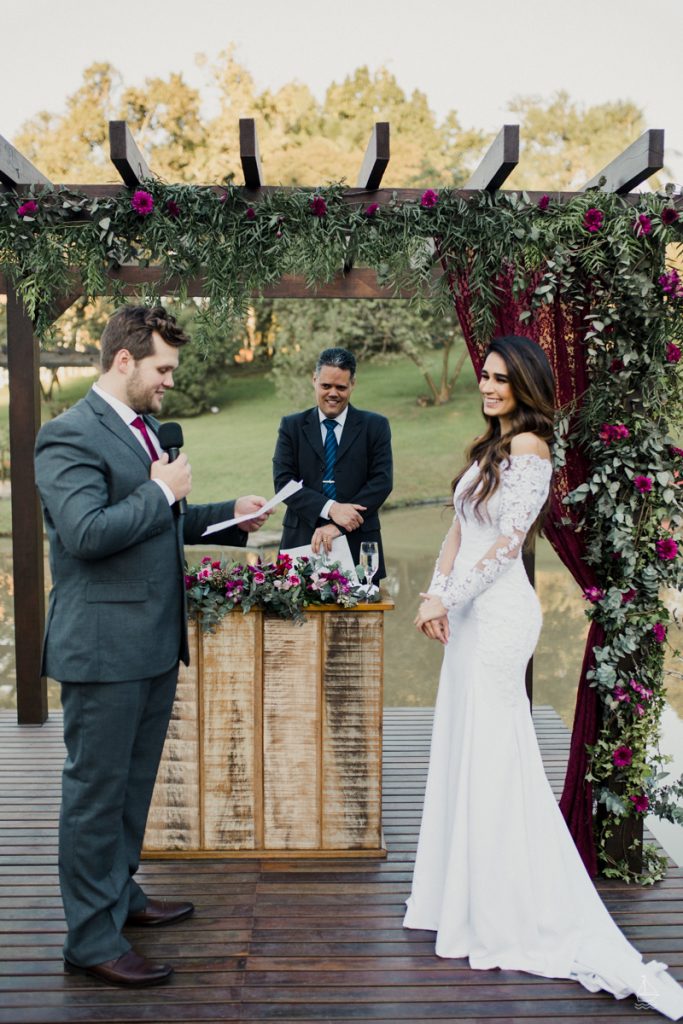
157 422 187 515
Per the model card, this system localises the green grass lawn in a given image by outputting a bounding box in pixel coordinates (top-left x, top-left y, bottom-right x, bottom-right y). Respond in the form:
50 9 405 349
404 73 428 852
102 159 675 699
0 354 484 535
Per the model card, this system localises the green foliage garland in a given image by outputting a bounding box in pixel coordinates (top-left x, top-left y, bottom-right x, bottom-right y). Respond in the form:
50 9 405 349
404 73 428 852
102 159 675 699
1 180 682 882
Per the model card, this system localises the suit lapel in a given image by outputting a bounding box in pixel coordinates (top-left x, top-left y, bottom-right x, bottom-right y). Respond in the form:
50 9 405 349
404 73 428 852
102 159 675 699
336 405 362 463
85 389 152 471
302 408 325 462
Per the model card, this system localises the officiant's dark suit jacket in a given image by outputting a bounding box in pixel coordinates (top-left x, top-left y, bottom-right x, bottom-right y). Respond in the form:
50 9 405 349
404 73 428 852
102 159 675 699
272 404 393 579
35 388 247 682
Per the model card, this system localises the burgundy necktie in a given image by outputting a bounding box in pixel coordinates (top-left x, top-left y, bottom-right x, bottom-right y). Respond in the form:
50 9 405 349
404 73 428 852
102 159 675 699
131 416 159 462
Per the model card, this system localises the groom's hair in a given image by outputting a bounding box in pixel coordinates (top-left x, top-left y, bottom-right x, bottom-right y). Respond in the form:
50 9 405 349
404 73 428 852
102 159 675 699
315 347 356 380
100 305 190 370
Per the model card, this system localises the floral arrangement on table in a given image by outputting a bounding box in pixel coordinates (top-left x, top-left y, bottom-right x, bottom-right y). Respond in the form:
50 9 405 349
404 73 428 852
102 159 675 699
185 552 370 632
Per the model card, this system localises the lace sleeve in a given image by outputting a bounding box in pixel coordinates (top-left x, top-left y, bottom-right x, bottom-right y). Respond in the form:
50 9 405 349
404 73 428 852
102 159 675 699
428 455 551 610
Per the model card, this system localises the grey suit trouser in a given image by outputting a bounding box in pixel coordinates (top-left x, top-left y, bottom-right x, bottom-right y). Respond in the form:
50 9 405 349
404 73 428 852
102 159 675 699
59 667 178 966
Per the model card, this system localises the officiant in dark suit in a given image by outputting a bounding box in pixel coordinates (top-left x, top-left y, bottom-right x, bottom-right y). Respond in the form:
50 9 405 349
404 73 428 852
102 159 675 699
272 347 393 579
35 305 270 988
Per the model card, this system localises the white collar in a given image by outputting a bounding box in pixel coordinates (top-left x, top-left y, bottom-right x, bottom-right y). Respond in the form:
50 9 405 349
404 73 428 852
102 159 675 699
318 406 349 429
92 382 140 426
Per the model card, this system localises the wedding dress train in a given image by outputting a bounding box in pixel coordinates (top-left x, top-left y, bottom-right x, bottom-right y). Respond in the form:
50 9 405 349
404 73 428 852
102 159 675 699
403 454 683 1020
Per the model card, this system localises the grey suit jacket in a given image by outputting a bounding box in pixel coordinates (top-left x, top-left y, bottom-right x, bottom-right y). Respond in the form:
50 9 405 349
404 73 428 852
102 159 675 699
35 389 247 683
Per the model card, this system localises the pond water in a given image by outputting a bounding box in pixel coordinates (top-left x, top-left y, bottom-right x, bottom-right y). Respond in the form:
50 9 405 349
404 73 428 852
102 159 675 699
1 505 681 863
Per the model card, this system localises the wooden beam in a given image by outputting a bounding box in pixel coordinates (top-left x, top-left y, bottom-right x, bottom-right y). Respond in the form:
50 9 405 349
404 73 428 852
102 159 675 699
0 135 50 189
109 121 152 187
240 118 263 188
6 289 47 724
356 123 390 190
0 346 99 369
465 125 519 192
582 129 665 194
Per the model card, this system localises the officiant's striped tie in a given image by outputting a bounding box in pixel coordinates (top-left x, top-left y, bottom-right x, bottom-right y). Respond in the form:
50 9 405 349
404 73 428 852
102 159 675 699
322 419 338 499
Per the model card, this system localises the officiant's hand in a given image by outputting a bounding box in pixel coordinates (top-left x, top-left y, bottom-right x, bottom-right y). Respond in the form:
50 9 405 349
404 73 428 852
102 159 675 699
312 523 341 554
235 495 271 533
330 502 366 531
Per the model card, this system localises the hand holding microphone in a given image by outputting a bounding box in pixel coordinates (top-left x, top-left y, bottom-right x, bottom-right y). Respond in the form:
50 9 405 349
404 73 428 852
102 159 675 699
152 422 191 512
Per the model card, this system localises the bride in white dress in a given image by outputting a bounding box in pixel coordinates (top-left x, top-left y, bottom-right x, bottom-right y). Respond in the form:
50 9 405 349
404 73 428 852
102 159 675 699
404 335 683 1020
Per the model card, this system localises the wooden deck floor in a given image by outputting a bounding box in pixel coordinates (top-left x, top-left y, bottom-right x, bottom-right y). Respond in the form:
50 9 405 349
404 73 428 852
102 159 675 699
1 706 681 1023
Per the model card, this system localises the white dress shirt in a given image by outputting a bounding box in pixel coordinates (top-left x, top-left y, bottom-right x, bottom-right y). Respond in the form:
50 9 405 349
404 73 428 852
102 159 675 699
92 383 175 506
318 406 348 520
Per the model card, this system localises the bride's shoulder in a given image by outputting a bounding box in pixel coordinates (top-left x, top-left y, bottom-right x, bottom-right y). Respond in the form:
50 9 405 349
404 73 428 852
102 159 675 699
509 433 551 462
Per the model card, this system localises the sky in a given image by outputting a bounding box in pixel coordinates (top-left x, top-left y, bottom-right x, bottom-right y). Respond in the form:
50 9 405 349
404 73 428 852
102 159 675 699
1 0 682 184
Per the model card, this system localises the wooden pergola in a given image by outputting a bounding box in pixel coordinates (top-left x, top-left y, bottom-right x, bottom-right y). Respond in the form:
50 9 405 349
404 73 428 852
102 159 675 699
0 118 666 724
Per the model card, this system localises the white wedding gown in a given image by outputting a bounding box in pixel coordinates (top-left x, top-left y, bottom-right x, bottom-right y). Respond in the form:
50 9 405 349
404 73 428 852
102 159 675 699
403 453 683 1020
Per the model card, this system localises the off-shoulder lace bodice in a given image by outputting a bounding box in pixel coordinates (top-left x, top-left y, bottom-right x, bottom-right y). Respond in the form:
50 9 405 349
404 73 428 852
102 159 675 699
428 453 552 610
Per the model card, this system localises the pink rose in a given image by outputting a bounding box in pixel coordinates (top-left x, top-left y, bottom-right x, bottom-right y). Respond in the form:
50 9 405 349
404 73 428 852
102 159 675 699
656 538 678 561
652 623 667 643
661 207 680 226
17 199 38 218
420 189 439 208
131 190 154 216
310 196 327 217
633 476 653 494
583 207 604 233
634 214 652 236
252 570 266 584
288 574 301 586
629 794 649 813
613 745 633 767
666 342 681 364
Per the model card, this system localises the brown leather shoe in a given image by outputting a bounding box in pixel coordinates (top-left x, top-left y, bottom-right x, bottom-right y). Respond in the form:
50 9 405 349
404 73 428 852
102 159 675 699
64 949 173 987
125 897 194 927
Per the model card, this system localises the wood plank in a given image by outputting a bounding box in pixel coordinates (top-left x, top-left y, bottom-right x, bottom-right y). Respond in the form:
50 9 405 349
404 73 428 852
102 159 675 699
465 125 519 192
263 616 321 849
0 135 50 188
357 123 390 190
108 120 152 187
240 118 264 188
583 129 665 194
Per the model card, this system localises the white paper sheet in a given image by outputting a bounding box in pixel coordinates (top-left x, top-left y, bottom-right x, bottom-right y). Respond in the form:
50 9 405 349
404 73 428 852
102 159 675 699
202 479 303 536
281 535 359 583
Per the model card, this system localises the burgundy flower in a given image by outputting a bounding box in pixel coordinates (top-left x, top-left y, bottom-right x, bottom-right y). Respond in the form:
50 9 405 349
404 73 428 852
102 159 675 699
211 560 221 569
599 423 630 444
613 745 633 767
420 189 439 208
201 556 212 564
583 586 605 603
17 199 38 218
131 190 154 216
661 207 680 226
633 475 653 494
634 214 652 237
670 446 683 458
184 574 193 590
583 207 604 233
537 194 550 211
245 206 256 220
629 794 649 814
656 537 678 561
621 588 638 604
363 202 380 218
652 623 667 643
666 342 681 364
609 357 624 373
310 196 327 217
165 199 180 219
659 269 683 297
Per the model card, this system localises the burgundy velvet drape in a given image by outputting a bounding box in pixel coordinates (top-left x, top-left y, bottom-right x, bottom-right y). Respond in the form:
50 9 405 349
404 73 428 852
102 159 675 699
444 262 601 876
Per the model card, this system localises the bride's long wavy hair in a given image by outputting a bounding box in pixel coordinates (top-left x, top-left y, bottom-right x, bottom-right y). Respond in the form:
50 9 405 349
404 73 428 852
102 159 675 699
451 335 555 544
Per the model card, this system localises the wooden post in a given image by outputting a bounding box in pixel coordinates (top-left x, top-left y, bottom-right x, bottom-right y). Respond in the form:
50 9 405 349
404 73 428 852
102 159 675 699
239 119 264 189
357 123 390 190
6 289 47 724
582 129 664 194
109 121 152 187
465 125 519 192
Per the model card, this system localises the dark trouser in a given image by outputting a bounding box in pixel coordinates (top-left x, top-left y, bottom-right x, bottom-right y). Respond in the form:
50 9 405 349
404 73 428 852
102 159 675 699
59 667 178 966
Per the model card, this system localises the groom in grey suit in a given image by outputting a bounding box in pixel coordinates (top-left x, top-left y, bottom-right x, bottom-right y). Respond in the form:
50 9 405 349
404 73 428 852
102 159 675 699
35 305 269 987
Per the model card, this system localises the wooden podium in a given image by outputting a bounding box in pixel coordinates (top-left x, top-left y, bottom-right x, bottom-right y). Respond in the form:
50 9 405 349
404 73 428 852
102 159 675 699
143 603 392 858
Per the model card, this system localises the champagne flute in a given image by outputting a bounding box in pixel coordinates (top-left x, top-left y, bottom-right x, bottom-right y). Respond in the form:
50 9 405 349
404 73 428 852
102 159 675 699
360 541 379 598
